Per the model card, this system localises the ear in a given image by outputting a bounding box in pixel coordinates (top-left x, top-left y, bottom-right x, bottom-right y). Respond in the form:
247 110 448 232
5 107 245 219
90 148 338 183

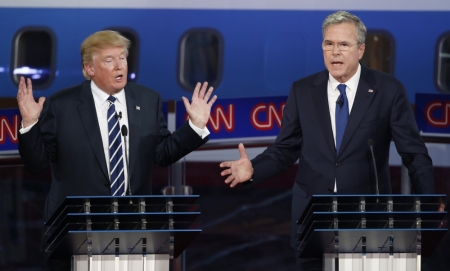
358 43 366 60
84 63 95 77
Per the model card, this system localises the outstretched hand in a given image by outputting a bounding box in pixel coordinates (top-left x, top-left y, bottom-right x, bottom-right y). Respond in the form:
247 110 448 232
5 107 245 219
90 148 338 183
182 82 217 129
17 76 45 128
220 143 254 188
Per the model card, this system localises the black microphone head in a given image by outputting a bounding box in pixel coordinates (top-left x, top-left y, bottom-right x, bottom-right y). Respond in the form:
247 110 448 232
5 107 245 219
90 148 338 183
121 125 128 136
336 97 343 107
367 138 374 147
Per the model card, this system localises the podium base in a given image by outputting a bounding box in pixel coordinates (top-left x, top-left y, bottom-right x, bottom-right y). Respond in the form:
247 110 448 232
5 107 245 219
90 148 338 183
72 254 169 271
323 253 419 271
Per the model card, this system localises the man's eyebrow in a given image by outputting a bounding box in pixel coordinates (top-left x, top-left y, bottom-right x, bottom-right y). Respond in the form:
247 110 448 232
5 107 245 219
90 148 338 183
323 40 351 44
102 50 127 59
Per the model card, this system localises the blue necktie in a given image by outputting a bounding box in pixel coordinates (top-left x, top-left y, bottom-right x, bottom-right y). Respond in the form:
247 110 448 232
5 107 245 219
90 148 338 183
335 84 348 154
107 96 125 196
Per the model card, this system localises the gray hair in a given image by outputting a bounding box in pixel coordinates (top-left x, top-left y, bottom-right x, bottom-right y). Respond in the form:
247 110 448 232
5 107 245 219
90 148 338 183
322 11 366 45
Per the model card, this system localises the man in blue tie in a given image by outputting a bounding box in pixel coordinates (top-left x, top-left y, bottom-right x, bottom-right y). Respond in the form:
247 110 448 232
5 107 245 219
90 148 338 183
220 11 435 270
17 30 217 270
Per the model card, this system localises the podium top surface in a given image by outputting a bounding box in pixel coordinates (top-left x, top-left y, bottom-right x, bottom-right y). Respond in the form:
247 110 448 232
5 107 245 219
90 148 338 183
298 194 446 226
46 195 200 226
309 194 446 202
64 195 199 202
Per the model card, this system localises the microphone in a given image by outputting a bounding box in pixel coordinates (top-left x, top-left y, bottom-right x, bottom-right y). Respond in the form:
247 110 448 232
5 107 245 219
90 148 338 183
121 124 132 203
336 96 343 107
116 111 122 120
367 139 380 201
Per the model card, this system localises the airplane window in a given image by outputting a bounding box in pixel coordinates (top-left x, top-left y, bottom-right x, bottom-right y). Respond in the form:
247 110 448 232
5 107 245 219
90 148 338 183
105 28 139 82
11 28 56 89
360 31 395 75
436 34 450 93
178 29 223 92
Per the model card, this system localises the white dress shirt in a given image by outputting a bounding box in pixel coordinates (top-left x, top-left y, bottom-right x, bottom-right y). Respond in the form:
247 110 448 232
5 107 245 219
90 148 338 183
327 64 361 192
91 82 131 192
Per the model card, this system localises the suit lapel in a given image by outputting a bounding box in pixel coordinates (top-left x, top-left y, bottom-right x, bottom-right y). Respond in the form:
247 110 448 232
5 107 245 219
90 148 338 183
77 81 109 181
125 85 141 188
337 66 377 157
312 71 336 156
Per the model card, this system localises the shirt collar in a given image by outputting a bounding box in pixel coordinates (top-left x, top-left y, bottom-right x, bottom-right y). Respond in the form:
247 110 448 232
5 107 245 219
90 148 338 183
328 64 361 93
90 81 126 106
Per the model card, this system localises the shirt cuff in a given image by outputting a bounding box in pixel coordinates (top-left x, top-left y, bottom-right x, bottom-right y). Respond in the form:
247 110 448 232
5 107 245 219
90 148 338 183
19 120 38 134
188 119 210 139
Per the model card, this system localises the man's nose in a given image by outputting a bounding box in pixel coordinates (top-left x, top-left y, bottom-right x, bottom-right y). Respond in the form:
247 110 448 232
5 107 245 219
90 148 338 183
114 58 126 70
116 60 123 69
331 45 341 54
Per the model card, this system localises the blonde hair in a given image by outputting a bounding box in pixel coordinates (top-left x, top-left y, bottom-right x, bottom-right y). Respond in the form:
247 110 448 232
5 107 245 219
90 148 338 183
80 30 130 79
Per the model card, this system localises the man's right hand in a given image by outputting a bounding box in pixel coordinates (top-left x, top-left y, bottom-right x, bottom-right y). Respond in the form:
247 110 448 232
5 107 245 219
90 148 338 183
17 76 45 128
220 143 254 188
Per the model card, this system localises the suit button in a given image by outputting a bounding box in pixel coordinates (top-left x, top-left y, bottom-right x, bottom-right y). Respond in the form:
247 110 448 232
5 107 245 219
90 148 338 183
335 163 341 167
328 188 333 193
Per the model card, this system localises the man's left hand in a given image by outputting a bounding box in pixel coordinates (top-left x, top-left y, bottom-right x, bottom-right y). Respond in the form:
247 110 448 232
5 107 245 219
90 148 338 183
182 81 217 129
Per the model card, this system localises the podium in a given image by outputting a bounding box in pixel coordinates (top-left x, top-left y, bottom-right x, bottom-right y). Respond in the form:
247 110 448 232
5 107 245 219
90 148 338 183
297 194 447 271
44 195 201 271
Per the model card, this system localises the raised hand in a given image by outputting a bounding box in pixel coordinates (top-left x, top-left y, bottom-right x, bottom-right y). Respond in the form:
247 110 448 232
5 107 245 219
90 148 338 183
220 143 254 188
17 76 45 128
182 81 217 129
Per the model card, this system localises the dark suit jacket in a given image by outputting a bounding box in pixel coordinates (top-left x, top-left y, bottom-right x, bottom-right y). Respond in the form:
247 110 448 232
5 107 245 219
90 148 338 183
250 65 435 249
18 81 207 222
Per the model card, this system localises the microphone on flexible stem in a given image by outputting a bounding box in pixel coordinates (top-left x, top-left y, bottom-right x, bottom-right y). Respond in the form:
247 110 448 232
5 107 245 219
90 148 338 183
367 139 380 203
121 124 132 204
336 97 343 107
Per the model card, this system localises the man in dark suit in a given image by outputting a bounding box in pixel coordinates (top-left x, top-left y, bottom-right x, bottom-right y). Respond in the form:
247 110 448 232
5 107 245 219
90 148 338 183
17 30 216 270
220 11 434 269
